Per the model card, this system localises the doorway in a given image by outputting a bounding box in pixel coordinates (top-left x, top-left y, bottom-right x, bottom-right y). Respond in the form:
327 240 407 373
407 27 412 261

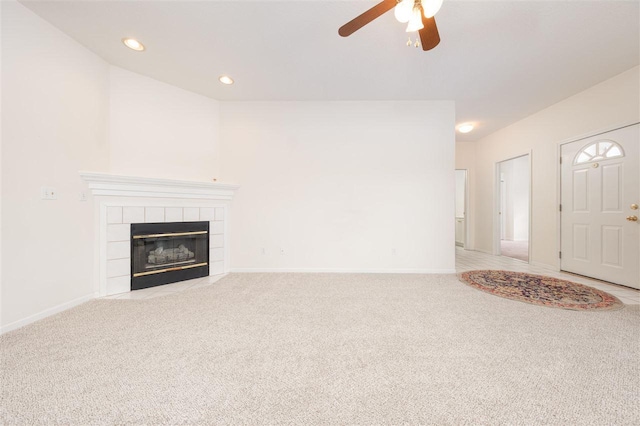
560 123 639 289
455 169 467 248
496 154 530 262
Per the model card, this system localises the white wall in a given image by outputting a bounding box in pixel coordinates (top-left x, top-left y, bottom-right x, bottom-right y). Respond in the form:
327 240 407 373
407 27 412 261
220 101 456 272
455 170 466 218
455 142 476 249
1 1 110 331
109 66 220 181
472 66 640 267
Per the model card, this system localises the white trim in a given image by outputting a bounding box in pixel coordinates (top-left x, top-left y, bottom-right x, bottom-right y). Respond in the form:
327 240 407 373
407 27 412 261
80 172 240 200
493 162 502 256
231 268 457 274
1 294 93 335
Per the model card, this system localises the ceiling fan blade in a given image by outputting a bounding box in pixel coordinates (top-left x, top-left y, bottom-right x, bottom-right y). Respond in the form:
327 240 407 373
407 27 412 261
339 0 398 37
419 15 440 51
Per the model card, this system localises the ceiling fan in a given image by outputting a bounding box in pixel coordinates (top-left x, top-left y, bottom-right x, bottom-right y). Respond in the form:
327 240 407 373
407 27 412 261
339 0 443 51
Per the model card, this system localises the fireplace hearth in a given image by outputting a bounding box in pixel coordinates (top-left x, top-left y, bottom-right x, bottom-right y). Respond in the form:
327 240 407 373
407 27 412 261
131 221 209 290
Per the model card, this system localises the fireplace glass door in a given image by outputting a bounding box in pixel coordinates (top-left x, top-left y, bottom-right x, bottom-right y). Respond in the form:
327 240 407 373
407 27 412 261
131 221 209 290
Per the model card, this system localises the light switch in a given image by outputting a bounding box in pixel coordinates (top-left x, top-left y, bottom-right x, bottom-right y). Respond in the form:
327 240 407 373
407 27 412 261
40 186 57 200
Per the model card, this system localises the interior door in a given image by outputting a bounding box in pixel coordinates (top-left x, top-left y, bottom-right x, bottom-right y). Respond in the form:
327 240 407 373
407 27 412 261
560 124 639 288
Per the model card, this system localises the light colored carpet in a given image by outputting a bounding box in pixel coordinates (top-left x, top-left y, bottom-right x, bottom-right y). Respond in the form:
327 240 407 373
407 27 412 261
1 273 638 425
501 239 529 262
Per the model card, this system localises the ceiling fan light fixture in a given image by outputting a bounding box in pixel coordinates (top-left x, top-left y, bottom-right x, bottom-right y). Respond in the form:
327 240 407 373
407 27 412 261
457 123 474 134
122 38 145 51
406 6 424 32
422 0 444 19
394 0 414 23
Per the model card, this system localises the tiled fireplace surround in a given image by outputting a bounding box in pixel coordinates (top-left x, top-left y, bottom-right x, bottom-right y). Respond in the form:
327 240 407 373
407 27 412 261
81 173 239 297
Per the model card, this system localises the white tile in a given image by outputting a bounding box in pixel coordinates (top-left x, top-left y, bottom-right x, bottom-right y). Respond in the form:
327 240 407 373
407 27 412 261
184 207 199 221
107 206 123 224
123 206 144 224
200 207 215 221
103 293 127 300
205 274 226 284
157 280 197 292
210 234 224 248
107 241 130 260
133 286 163 296
214 207 225 221
106 276 130 295
165 207 183 222
211 221 224 235
211 247 224 262
107 224 130 242
116 291 153 300
107 258 130 278
145 291 180 299
211 261 225 275
145 207 165 223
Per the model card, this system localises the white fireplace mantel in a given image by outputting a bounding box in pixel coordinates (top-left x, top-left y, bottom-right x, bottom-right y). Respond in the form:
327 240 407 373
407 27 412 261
80 172 240 200
80 172 239 297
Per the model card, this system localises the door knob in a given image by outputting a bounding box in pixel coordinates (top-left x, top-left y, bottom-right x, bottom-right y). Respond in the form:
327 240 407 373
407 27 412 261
626 215 638 222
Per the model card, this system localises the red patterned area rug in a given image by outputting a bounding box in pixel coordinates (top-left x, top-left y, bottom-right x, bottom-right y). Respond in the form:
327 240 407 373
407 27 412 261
459 270 624 311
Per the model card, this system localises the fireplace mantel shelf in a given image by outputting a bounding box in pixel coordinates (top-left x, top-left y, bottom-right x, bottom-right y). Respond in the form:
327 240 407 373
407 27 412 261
80 172 240 200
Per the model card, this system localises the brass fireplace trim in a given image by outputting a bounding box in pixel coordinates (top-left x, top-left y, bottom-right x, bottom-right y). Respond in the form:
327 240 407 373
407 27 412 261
132 230 208 239
132 262 208 277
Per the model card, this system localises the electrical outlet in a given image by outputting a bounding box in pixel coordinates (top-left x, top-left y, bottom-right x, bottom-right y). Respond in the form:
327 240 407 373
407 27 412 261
79 192 87 202
280 248 285 255
40 186 57 200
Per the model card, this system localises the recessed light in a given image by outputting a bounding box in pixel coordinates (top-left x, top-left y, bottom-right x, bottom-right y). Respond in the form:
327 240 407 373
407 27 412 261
219 75 234 85
122 38 145 51
457 123 474 134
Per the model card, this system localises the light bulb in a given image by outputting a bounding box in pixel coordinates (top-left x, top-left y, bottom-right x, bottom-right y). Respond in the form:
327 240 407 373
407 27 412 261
406 7 424 32
394 0 414 23
457 123 474 133
422 0 444 19
122 38 145 51
219 75 234 85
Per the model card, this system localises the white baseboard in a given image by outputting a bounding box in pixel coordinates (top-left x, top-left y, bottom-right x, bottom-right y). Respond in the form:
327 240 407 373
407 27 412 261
1 294 94 335
231 268 457 274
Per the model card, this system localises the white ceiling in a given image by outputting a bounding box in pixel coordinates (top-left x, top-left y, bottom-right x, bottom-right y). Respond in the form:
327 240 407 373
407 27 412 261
20 0 640 141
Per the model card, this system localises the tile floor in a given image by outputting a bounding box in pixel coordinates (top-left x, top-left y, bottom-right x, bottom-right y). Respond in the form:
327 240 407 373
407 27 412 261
456 247 640 305
103 249 640 305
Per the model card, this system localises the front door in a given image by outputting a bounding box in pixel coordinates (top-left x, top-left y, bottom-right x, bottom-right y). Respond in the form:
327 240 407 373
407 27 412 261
560 123 639 289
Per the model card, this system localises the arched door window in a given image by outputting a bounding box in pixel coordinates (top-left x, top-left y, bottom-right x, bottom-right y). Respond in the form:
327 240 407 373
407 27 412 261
574 140 624 165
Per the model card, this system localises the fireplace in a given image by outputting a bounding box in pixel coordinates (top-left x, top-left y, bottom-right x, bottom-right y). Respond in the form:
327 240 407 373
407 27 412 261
131 221 210 290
